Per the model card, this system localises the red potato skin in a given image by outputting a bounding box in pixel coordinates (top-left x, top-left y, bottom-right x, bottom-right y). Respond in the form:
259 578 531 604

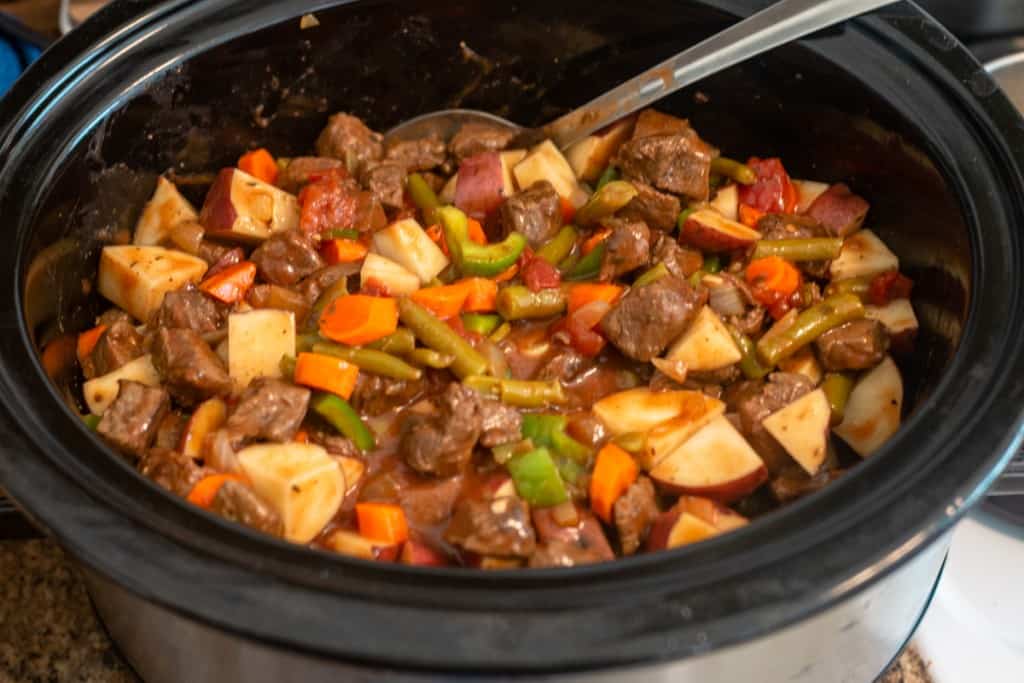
644 509 681 552
644 496 749 551
805 183 869 237
199 168 239 233
681 211 761 252
532 506 615 561
651 464 768 504
455 152 505 220
373 544 401 563
401 540 450 567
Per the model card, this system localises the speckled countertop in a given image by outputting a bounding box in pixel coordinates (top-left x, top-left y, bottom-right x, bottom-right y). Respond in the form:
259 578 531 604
0 538 931 683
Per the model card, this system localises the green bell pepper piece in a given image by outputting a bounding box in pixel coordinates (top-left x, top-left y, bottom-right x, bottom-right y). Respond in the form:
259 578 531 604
407 173 440 225
311 393 375 451
437 205 526 277
507 447 568 507
565 243 605 281
536 225 579 265
326 228 360 241
521 414 591 462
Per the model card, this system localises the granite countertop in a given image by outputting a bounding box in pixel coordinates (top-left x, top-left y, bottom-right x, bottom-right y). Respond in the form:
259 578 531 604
0 538 931 683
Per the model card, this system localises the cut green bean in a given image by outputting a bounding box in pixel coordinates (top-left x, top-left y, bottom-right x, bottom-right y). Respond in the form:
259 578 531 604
295 333 322 354
496 285 567 321
366 328 417 355
757 293 865 367
311 393 375 451
500 378 567 408
463 375 501 397
711 156 757 185
822 373 854 426
489 321 512 343
595 166 619 191
311 342 422 381
633 262 668 288
753 238 844 262
406 348 455 369
280 355 296 378
461 313 502 336
565 243 605 281
703 254 722 273
727 325 771 380
407 172 440 225
307 278 348 331
824 276 872 300
326 228 360 241
398 297 489 379
536 225 579 265
575 181 638 226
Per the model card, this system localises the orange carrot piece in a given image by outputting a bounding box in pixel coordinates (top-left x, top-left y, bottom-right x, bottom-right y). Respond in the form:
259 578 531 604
425 224 449 257
187 473 243 509
411 283 470 320
466 218 488 245
567 283 624 315
294 352 359 399
461 278 498 313
200 261 257 304
322 238 368 265
560 196 577 223
293 429 309 444
492 263 519 283
738 204 765 228
76 324 108 364
745 256 801 297
589 443 639 523
319 294 398 346
42 335 78 380
356 502 409 544
581 228 612 255
238 148 279 185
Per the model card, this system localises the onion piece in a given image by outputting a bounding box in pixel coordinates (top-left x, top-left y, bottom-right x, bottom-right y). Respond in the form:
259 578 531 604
707 278 746 317
478 338 509 379
169 220 205 255
652 357 689 384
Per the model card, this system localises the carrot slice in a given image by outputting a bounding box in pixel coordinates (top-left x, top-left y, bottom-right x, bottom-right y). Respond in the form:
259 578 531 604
492 263 519 283
461 277 498 313
187 473 243 509
560 196 577 223
581 228 612 255
294 352 359 399
293 429 309 444
411 283 470 320
238 148 279 185
42 335 78 380
322 238 368 265
745 256 801 297
425 224 449 257
76 324 108 364
199 261 257 304
356 502 409 544
319 294 398 346
466 218 488 245
738 204 765 228
589 443 639 523
567 283 624 315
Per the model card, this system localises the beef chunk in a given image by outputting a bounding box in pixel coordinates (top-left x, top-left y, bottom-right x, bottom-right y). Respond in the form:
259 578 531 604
601 275 706 361
449 122 516 162
306 424 361 459
97 308 133 327
614 116 714 200
806 183 870 237
727 373 814 474
359 161 407 210
151 283 227 334
815 319 889 371
83 320 144 379
770 464 844 503
444 496 536 558
210 480 284 536
536 347 588 382
399 384 483 477
756 213 831 277
297 264 356 305
531 507 614 564
652 233 704 278
479 400 522 448
277 157 347 193
151 328 233 405
315 113 383 173
618 182 681 232
196 240 232 266
251 230 325 287
97 381 170 458
631 109 691 138
247 284 311 322
153 412 188 450
401 476 464 527
225 378 310 445
499 180 562 248
385 136 447 171
351 373 428 416
600 218 651 281
529 540 608 568
613 476 659 555
139 447 206 497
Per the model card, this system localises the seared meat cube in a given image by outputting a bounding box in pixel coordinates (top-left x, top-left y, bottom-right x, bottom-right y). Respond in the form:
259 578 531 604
251 230 325 287
197 240 233 266
613 476 659 555
210 480 284 536
151 328 232 405
618 182 681 232
139 447 207 497
225 378 310 445
359 161 407 210
83 320 144 379
806 183 870 237
151 283 227 334
529 540 608 568
449 122 516 162
652 233 703 278
315 113 383 173
499 180 562 248
614 115 714 200
384 136 447 171
153 412 188 450
306 424 361 459
97 308 133 326
770 466 844 503
246 284 311 322
297 264 355 305
97 381 170 459
479 400 522 448
277 156 347 193
531 506 614 565
401 476 464 527
601 275 706 361
445 496 536 558
399 383 483 477
536 347 587 383
815 319 889 371
351 373 429 416
599 218 651 281
726 372 814 474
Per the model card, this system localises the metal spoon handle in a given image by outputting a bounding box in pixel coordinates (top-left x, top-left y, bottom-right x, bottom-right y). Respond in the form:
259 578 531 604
542 0 898 149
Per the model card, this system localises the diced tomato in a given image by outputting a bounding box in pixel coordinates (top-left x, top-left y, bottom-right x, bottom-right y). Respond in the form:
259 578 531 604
299 169 386 235
360 278 393 297
738 157 797 214
868 271 913 306
454 152 505 220
560 197 577 223
520 256 562 292
564 300 612 357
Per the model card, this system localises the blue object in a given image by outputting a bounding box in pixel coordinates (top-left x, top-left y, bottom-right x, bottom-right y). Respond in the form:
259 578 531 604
0 25 44 96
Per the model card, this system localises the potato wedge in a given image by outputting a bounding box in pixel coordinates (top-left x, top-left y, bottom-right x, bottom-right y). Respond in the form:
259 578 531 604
97 245 208 323
834 356 903 457
83 355 161 415
228 309 295 389
665 306 742 371
514 140 587 206
762 388 832 475
593 387 714 437
372 218 449 283
564 118 634 182
829 229 899 281
640 395 726 470
200 168 300 243
134 177 199 246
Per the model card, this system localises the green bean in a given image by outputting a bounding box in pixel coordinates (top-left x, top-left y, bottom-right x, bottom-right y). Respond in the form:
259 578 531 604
688 269 707 288
295 333 322 354
311 341 422 381
325 228 360 241
489 321 512 343
306 278 348 331
366 328 416 355
595 166 619 191
407 173 440 224
311 393 375 451
398 297 489 379
406 348 455 369
633 262 668 288
536 225 579 265
757 294 865 367
496 285 567 321
753 238 844 262
822 373 854 426
703 254 722 273
565 243 605 281
676 207 696 233
824 276 872 300
558 252 580 275
463 375 501 397
500 379 567 408
727 325 771 380
280 355 296 378
575 181 638 226
711 156 757 185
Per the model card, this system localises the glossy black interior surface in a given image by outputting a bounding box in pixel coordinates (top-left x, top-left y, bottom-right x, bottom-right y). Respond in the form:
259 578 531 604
0 0 1022 673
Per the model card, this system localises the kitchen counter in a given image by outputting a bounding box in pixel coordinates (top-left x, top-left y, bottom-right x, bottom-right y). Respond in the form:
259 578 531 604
0 538 931 683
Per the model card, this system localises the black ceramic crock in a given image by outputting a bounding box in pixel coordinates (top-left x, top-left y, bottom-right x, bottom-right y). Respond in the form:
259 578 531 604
0 1 1023 680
